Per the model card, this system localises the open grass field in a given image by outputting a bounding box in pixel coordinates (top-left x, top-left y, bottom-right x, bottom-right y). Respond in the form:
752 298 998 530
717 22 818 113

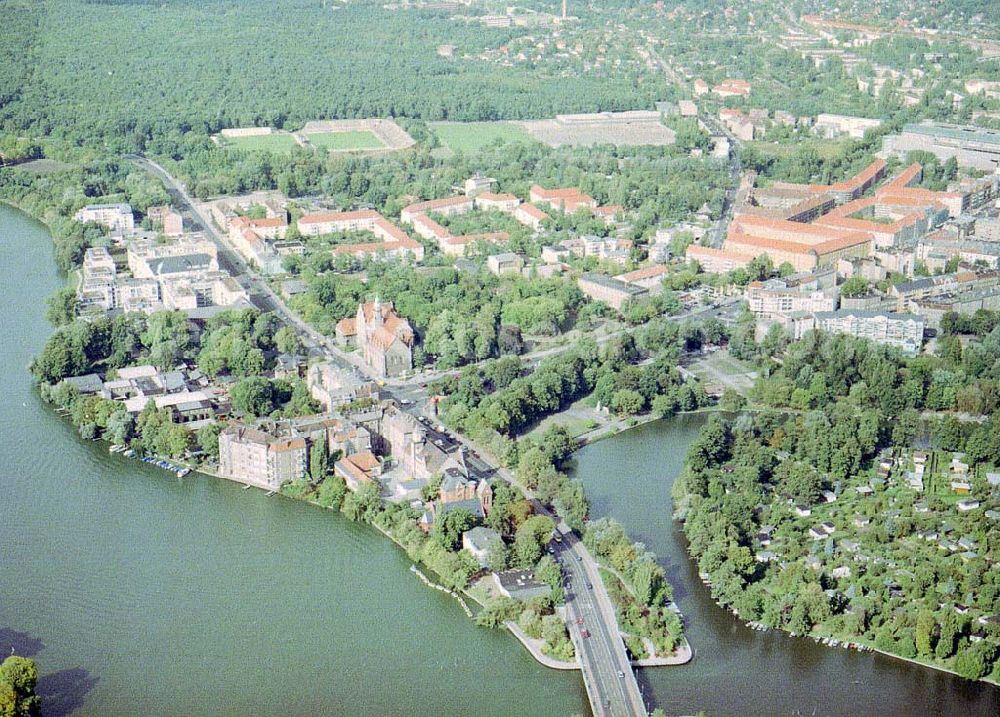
220 133 300 154
308 130 385 151
431 121 535 153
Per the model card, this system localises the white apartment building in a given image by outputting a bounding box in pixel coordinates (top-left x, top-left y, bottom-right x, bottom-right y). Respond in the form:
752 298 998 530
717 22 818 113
74 203 135 234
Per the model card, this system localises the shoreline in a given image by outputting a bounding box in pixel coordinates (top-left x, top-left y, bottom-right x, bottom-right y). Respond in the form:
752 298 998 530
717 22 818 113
679 530 1000 688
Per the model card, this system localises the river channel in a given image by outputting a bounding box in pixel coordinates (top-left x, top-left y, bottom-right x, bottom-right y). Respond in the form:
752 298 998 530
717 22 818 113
570 414 1000 716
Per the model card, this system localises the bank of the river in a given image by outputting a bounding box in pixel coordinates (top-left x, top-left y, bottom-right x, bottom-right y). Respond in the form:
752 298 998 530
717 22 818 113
0 203 590 717
570 415 1000 717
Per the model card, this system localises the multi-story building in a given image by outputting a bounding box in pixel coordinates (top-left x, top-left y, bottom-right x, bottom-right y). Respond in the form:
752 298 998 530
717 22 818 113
486 252 525 276
812 309 925 355
74 203 135 234
615 265 668 293
400 196 474 224
529 185 598 214
463 174 496 197
218 424 308 490
513 203 549 231
746 279 838 318
813 113 882 139
883 122 1000 172
577 273 648 311
712 79 751 97
474 192 521 212
128 236 219 279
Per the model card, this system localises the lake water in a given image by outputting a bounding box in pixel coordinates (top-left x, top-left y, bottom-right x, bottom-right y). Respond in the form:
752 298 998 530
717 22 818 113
0 204 588 717
570 414 1000 717
4 200 999 717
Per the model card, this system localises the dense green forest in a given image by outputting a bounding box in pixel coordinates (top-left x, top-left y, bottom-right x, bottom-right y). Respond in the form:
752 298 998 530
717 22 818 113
675 328 1000 683
0 0 666 152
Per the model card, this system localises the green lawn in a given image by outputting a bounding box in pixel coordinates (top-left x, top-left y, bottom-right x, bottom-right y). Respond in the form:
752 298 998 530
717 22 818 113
431 121 535 153
220 132 300 153
308 130 384 151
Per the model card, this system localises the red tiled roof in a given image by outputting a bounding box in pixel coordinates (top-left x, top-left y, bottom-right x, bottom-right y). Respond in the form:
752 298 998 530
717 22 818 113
404 196 473 215
299 209 380 225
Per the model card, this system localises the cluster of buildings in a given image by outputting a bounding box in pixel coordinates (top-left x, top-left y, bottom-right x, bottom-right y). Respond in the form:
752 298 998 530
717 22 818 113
693 78 751 98
692 159 999 277
217 397 494 539
62 364 226 427
743 265 926 354
76 204 249 317
297 209 425 263
713 153 1000 352
399 194 511 257
889 269 1000 329
219 413 375 491
392 178 623 257
210 195 297 274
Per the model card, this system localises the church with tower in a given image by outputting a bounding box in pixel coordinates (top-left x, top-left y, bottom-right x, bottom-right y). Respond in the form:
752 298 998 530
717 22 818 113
335 298 415 377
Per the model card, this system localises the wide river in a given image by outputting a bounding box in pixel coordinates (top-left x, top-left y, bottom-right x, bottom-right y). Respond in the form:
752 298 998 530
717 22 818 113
1 202 998 717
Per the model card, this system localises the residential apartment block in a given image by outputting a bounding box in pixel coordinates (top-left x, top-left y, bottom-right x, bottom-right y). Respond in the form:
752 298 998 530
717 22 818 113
812 309 925 355
74 203 135 234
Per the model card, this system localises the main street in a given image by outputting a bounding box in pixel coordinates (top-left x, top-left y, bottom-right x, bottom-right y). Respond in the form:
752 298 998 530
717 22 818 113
557 532 648 717
128 154 375 382
641 41 743 250
132 156 655 716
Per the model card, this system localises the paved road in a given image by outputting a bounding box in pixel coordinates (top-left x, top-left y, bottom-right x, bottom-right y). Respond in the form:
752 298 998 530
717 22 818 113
556 533 648 717
128 154 376 381
134 155 659 715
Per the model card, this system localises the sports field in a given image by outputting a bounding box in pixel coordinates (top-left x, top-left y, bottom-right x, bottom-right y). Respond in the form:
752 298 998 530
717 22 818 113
431 121 535 153
221 132 300 153
308 130 385 151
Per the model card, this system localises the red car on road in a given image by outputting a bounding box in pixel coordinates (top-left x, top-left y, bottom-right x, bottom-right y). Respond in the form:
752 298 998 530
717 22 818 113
576 617 584 625
581 629 590 638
